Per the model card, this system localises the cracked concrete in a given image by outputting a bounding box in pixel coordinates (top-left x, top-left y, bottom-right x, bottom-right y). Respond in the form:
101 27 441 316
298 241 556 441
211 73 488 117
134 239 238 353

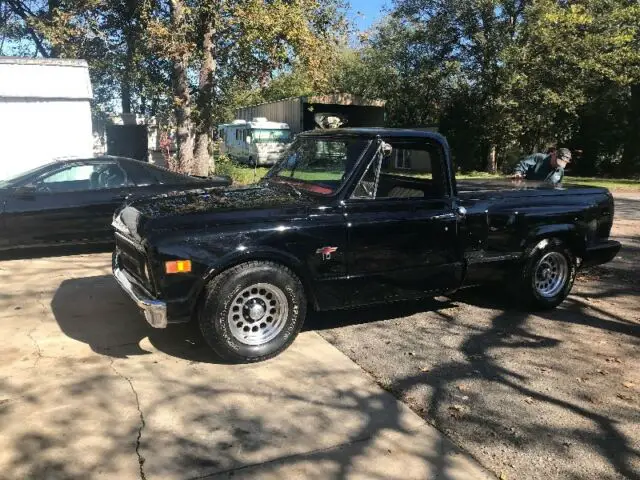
0 253 490 479
26 328 42 368
110 360 147 480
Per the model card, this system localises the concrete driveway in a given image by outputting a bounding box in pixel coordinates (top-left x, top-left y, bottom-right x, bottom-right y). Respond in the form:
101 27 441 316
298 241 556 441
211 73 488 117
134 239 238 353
0 254 490 479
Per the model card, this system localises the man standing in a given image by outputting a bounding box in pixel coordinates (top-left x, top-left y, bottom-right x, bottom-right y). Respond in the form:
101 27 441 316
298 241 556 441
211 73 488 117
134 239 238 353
513 148 572 184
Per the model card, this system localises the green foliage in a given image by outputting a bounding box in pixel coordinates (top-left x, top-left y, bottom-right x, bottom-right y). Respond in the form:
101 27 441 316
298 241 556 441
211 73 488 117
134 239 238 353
214 156 270 185
322 0 640 176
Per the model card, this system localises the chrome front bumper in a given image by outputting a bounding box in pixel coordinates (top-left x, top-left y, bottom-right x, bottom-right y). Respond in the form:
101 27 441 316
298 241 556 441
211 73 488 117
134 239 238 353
113 259 168 328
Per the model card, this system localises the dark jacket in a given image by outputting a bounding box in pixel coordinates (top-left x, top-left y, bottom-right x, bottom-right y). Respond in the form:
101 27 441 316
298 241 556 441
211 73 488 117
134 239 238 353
514 153 564 184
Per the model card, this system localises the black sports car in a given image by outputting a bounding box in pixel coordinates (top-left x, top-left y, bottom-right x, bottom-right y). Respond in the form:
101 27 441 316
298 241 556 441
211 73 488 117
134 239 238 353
0 156 231 251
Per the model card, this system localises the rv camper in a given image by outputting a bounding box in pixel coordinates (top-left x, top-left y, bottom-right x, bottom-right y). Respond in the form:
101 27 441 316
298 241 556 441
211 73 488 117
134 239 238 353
218 118 291 166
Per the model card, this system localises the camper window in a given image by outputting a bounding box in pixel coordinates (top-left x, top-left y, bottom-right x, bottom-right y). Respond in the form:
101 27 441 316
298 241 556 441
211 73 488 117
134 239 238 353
253 129 291 143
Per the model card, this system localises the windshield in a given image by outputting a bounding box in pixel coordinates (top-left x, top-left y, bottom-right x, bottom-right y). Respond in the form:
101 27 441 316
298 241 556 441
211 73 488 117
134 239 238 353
0 163 54 188
267 137 372 195
252 129 291 143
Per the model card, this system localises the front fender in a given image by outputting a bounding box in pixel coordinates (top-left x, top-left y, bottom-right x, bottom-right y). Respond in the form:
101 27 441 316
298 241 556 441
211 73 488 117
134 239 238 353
152 234 319 313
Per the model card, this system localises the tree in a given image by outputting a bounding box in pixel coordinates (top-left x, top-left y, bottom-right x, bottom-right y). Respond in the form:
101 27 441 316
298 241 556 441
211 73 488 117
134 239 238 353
506 0 640 175
147 0 347 175
3 0 347 175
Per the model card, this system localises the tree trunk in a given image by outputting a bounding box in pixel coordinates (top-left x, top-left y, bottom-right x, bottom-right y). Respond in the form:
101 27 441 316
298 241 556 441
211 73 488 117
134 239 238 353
48 0 61 57
193 9 217 176
121 65 133 114
121 0 138 115
170 0 194 173
486 144 497 173
621 84 640 176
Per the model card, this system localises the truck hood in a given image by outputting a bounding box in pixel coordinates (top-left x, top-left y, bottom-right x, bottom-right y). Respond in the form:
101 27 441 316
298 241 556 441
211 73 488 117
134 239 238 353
113 182 316 240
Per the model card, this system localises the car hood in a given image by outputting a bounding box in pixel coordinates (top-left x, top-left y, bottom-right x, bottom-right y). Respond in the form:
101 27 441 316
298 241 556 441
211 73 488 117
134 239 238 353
114 182 318 240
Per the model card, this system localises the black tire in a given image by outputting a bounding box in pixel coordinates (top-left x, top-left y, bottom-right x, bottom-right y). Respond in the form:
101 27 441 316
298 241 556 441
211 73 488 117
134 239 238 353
517 238 577 310
199 261 307 363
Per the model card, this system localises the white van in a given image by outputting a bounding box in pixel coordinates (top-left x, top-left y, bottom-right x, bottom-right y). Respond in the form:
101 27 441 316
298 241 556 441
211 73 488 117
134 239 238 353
219 118 291 166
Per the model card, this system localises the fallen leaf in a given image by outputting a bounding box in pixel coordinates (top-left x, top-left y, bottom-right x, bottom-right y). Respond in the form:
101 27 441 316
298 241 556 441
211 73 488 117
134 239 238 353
499 472 508 480
617 393 633 401
623 382 635 389
448 404 466 419
457 384 469 392
524 397 534 404
596 369 607 375
408 352 416 356
420 366 430 372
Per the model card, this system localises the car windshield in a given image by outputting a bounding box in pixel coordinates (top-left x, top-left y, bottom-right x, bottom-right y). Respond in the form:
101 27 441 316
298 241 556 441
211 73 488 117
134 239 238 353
252 129 291 143
267 137 372 195
0 163 54 188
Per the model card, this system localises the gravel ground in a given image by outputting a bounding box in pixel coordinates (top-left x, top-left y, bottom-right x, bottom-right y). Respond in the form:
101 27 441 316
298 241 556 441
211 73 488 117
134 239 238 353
315 192 640 480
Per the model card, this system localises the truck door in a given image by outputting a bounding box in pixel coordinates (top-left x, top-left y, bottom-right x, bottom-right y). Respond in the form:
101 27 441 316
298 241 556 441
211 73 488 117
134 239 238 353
344 141 464 305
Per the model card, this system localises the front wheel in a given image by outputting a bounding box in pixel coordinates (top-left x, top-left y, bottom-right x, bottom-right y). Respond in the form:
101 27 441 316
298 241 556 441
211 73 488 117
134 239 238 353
199 261 307 363
518 239 577 310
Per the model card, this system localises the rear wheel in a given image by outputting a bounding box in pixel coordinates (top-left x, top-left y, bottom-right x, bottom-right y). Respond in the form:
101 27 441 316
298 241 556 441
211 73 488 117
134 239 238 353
518 239 577 310
199 261 306 363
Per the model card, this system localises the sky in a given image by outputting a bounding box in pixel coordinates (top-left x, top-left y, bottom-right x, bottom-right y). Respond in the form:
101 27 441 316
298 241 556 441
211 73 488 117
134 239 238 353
348 0 389 32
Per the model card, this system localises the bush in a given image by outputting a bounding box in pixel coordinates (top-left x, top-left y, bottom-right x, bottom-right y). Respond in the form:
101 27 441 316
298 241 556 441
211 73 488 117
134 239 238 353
214 155 270 185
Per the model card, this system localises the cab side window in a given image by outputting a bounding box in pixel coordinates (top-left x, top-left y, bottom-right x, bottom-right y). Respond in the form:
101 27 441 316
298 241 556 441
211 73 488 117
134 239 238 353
352 141 447 200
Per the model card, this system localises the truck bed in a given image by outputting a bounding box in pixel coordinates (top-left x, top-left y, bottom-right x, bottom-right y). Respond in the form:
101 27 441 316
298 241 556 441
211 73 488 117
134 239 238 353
457 178 606 199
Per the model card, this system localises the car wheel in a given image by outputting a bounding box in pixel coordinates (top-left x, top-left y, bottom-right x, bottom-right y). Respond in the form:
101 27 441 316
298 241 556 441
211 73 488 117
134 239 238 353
518 239 577 310
199 261 307 363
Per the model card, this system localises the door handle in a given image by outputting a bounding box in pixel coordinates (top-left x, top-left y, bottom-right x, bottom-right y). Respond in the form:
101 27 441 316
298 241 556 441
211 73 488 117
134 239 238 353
457 206 467 218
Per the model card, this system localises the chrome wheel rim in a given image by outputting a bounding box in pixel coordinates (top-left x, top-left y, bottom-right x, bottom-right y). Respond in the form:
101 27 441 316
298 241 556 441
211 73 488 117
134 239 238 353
228 283 288 346
534 252 569 298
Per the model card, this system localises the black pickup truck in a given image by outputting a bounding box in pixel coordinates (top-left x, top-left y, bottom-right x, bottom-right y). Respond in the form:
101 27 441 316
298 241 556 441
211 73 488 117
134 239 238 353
112 128 620 363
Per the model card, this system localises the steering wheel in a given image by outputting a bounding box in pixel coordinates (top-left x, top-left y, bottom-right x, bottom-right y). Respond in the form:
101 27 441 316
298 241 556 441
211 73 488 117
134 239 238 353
34 182 51 193
97 167 124 188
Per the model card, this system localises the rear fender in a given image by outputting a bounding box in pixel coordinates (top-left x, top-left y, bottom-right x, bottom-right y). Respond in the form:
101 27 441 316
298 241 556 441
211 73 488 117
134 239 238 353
523 224 586 258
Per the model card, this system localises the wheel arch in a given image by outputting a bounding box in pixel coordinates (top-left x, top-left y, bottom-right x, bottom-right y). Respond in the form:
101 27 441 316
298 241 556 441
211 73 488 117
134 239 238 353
523 224 586 260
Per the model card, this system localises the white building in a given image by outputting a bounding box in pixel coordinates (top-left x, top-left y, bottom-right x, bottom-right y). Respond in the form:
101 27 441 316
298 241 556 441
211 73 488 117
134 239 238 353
0 57 94 180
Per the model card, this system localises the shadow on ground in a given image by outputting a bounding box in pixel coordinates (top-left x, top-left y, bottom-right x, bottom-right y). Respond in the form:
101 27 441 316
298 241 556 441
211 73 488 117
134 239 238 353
48 273 640 479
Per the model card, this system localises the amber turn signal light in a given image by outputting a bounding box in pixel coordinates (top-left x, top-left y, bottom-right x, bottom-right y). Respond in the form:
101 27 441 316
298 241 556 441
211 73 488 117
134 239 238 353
165 260 192 274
